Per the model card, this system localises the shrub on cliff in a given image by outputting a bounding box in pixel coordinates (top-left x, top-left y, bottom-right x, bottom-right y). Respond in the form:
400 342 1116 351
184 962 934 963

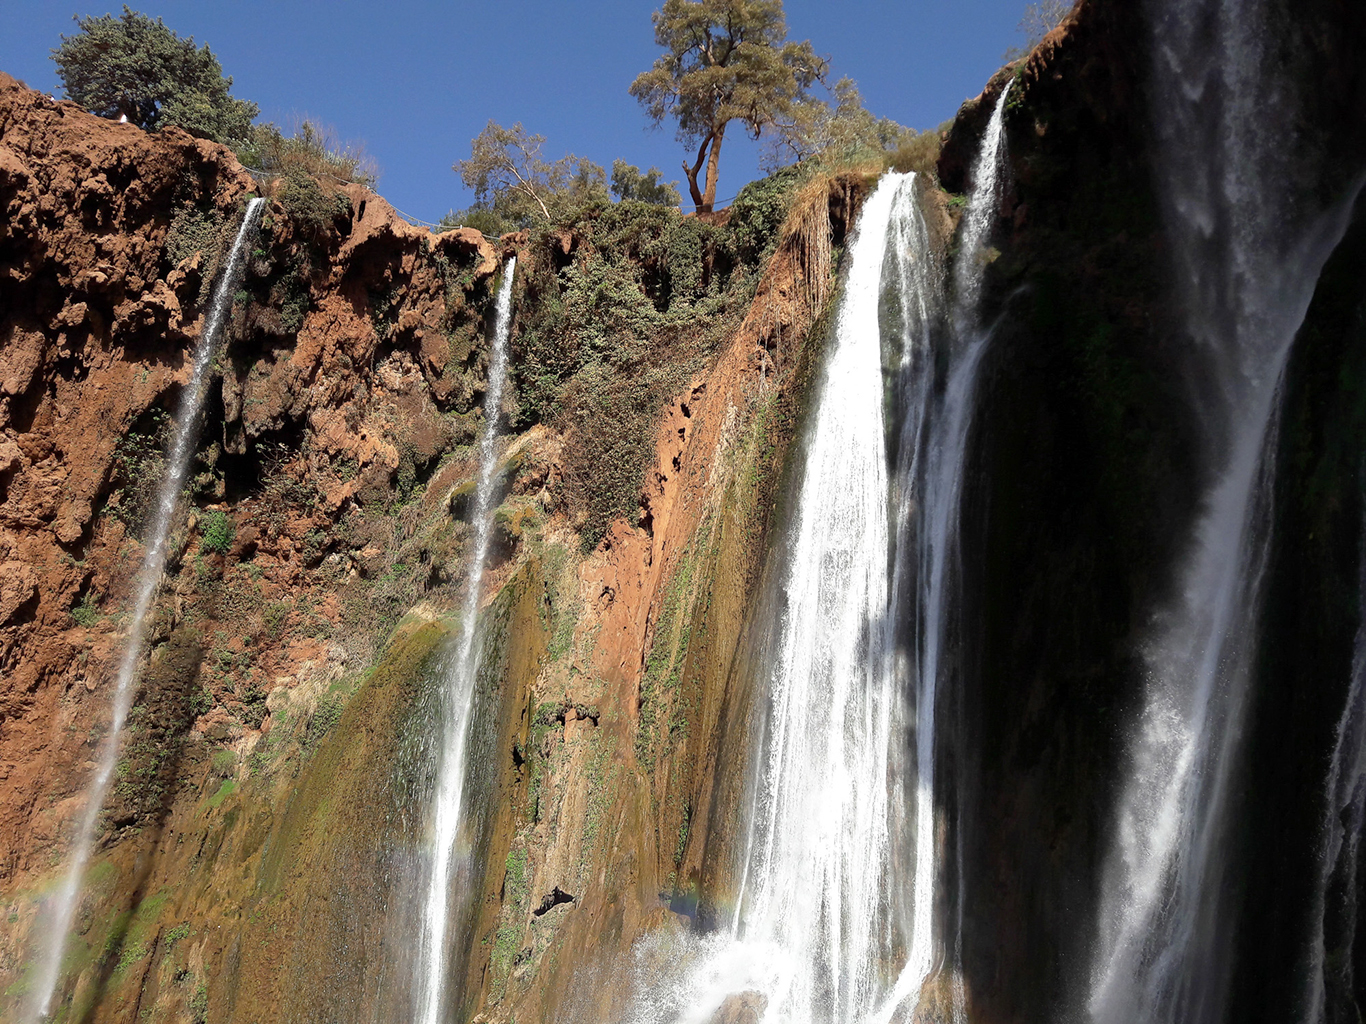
51 6 257 146
235 120 379 188
200 510 236 554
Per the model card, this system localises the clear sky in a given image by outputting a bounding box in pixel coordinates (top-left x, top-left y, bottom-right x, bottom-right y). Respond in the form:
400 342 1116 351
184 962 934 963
0 1 1031 222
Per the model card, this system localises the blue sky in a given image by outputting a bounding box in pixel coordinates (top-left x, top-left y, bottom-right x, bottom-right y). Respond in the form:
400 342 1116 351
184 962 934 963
1 1 1031 221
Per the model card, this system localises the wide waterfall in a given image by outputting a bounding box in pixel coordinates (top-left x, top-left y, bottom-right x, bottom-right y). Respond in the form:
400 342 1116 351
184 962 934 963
630 91 1010 1024
25 197 267 1024
414 256 517 1024
1088 0 1362 1020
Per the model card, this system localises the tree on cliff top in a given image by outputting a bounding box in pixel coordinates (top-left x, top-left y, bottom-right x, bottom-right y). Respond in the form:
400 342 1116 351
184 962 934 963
454 120 606 226
630 0 827 213
52 6 257 145
762 76 916 171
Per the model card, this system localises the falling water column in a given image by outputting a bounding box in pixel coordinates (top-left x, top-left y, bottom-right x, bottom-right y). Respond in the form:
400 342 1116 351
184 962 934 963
1087 0 1362 1019
415 256 517 1024
26 197 267 1024
874 82 1012 1024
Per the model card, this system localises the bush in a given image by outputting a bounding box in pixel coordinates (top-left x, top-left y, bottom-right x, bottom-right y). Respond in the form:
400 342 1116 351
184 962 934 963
889 127 946 177
71 592 100 627
108 408 171 536
277 167 345 235
437 205 516 237
235 119 378 187
200 510 235 554
165 202 224 268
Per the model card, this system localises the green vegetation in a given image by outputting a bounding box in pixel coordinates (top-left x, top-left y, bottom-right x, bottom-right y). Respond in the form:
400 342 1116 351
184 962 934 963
610 159 681 206
199 510 235 554
52 6 257 144
277 167 351 235
71 591 100 627
235 119 378 186
107 408 170 536
211 748 236 777
307 693 344 747
490 847 530 992
630 0 826 211
510 163 803 549
165 202 225 268
206 779 236 809
453 120 608 229
636 514 717 766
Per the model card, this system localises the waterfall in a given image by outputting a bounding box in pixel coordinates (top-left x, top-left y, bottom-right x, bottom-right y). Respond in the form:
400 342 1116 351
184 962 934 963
25 197 267 1024
631 93 1010 1022
874 82 1011 1024
1088 1 1361 1020
414 255 516 1024
1302 531 1366 1023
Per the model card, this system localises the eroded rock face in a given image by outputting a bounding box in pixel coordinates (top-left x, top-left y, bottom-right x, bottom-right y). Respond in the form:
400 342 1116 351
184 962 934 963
0 64 871 1023
0 68 509 1015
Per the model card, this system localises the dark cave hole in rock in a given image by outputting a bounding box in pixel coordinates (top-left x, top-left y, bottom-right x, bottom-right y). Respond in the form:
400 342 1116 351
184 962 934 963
532 887 575 916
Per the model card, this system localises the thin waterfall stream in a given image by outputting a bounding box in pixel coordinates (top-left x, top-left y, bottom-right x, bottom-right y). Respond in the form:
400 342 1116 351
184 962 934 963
25 197 267 1024
874 82 1011 1024
415 256 517 1024
1088 0 1364 1020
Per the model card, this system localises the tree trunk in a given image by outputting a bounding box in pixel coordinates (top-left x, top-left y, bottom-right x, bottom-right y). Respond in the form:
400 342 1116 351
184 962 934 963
701 124 726 213
683 133 712 213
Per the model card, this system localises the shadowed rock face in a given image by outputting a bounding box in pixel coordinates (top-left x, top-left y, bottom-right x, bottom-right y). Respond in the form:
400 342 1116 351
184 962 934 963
936 0 1366 1021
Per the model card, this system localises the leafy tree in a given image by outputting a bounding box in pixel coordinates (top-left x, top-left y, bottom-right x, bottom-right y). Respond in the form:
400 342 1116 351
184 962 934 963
763 77 915 171
629 0 827 213
610 160 682 206
51 6 257 145
236 119 378 187
454 120 606 226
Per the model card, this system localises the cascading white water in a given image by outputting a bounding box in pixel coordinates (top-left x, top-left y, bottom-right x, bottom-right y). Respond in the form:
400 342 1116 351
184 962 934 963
1088 2 1362 1021
629 173 904 1024
632 103 1011 1022
873 83 1012 1024
25 197 267 1024
414 256 516 1024
1302 537 1366 1023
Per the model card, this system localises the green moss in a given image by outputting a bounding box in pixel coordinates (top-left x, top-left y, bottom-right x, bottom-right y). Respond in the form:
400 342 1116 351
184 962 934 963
636 512 719 767
490 846 531 994
207 779 236 809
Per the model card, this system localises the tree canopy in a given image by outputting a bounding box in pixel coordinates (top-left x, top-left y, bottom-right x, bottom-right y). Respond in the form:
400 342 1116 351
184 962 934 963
51 6 257 145
453 120 607 228
762 77 916 171
610 160 682 206
629 0 827 213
